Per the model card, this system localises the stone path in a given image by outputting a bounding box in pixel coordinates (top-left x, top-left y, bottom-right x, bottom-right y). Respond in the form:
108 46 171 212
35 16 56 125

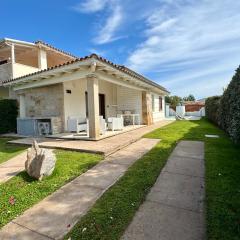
0 138 159 240
9 120 172 156
0 151 27 184
122 140 205 240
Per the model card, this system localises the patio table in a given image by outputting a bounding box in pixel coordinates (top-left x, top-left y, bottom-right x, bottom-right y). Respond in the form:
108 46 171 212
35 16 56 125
121 113 140 126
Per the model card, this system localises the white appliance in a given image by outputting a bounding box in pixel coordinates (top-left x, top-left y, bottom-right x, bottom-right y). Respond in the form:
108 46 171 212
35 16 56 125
38 122 51 135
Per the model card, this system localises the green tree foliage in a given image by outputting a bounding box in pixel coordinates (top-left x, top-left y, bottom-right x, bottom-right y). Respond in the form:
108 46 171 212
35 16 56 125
165 95 183 108
0 99 18 134
183 94 195 101
219 66 240 143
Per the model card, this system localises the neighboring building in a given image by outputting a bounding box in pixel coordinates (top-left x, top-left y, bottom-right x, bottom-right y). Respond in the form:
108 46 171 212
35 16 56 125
2 38 169 140
0 38 76 98
184 101 205 112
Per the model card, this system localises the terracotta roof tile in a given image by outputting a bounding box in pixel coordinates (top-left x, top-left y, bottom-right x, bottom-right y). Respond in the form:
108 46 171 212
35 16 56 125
3 53 169 93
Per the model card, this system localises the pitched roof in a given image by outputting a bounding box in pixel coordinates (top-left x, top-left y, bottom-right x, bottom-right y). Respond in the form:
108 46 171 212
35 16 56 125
0 38 77 59
35 40 78 59
3 53 169 93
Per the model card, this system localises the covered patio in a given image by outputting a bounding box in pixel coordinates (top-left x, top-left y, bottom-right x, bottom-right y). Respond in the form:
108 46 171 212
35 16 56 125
4 54 169 140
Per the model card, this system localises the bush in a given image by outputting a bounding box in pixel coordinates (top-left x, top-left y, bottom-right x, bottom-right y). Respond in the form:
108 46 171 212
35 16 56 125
205 96 221 125
219 66 240 143
0 99 18 134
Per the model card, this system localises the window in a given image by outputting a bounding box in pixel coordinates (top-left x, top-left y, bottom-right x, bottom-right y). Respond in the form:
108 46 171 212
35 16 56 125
159 96 163 111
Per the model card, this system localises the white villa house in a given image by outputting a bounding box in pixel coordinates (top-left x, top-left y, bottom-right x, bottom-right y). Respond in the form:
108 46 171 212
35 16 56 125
0 38 169 140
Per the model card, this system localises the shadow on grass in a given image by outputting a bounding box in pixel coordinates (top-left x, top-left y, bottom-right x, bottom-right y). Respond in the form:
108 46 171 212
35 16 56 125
64 119 240 240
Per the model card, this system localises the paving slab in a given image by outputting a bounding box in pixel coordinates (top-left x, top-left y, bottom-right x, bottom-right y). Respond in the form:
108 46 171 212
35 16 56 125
0 151 27 183
13 185 102 239
0 138 160 240
0 222 51 240
122 140 205 240
164 155 204 177
147 172 205 212
171 142 204 160
121 201 204 240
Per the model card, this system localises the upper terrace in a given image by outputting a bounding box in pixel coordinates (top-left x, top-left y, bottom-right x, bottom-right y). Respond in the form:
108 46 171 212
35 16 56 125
0 38 76 84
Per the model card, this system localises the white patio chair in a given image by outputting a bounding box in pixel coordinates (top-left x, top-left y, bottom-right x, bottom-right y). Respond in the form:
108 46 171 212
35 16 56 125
67 117 89 135
99 115 107 135
108 116 124 131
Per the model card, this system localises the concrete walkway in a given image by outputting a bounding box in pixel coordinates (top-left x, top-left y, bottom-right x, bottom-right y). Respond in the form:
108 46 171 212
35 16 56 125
0 138 159 240
0 151 27 184
122 141 205 240
8 120 172 156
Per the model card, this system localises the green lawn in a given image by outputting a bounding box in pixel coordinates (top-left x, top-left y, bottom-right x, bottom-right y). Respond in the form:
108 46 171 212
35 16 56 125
65 119 240 240
0 138 26 165
0 150 102 228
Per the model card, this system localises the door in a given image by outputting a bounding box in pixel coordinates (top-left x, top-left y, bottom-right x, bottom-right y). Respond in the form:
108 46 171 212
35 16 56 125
99 94 106 119
85 92 106 119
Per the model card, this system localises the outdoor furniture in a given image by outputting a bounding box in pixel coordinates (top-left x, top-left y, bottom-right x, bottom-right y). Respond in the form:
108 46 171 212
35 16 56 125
99 115 107 135
67 117 89 135
108 116 124 131
120 113 140 126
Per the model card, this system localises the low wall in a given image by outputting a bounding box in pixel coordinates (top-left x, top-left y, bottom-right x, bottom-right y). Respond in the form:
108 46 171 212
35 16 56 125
167 106 205 117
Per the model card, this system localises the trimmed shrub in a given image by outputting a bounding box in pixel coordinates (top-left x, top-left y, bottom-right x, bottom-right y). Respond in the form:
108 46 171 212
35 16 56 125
0 99 18 134
205 96 221 125
219 66 240 143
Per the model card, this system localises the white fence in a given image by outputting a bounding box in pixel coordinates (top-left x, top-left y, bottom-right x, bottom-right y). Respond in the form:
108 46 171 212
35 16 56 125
166 105 205 117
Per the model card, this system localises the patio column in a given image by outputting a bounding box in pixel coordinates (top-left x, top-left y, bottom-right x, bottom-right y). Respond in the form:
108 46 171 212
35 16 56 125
142 91 153 125
87 74 100 140
38 49 47 70
11 44 15 64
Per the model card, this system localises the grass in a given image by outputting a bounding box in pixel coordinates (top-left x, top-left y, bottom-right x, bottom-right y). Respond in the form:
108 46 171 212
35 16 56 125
0 150 102 228
65 119 240 240
0 138 26 164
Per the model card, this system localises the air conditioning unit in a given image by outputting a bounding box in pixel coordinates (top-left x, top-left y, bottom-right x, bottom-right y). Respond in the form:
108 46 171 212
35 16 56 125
38 121 51 136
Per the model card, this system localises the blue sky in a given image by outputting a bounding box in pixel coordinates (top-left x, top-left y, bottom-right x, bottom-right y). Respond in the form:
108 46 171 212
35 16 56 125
1 0 240 99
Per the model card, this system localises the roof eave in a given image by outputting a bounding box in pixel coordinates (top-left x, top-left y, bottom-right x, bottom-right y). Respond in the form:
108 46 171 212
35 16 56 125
3 54 170 94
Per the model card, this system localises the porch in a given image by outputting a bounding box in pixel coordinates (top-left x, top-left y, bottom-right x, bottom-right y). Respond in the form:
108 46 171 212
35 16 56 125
8 120 172 156
17 76 156 140
48 124 145 140
10 54 167 140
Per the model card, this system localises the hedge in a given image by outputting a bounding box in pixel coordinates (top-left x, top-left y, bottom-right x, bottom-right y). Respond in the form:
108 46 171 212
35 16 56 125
219 66 240 143
205 96 221 125
0 99 18 134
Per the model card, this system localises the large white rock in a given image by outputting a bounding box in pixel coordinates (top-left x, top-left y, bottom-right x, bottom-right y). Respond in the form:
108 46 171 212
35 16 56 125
25 140 56 180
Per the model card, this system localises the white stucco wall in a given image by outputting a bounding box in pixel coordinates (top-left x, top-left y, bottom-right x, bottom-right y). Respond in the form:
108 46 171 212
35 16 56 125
63 78 117 130
151 93 166 122
116 85 142 123
12 63 39 78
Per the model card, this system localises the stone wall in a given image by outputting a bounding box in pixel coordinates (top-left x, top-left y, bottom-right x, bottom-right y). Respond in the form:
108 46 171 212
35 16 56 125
0 63 12 84
21 84 64 129
142 91 153 125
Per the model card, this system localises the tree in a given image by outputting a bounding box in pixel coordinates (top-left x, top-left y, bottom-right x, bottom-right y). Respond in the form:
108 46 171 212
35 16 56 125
183 94 195 101
165 95 183 108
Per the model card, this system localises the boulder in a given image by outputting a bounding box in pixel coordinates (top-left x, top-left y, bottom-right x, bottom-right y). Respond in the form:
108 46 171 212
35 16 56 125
25 140 56 180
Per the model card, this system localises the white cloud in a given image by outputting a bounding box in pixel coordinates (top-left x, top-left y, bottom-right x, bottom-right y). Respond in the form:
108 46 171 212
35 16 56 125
126 0 240 98
93 4 124 44
73 0 108 13
74 0 124 44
